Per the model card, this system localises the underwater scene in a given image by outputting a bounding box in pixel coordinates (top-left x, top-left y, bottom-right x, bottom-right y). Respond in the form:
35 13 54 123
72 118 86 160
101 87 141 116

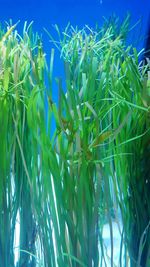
0 0 150 266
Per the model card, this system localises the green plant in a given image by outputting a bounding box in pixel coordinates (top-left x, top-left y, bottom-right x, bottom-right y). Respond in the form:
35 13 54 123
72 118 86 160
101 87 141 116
0 17 149 267
111 56 150 266
31 16 131 267
47 16 150 267
0 22 45 267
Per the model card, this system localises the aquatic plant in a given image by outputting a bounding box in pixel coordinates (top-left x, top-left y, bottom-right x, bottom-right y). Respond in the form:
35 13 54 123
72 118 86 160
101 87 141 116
0 16 149 267
45 16 150 267
0 21 45 267
110 48 150 266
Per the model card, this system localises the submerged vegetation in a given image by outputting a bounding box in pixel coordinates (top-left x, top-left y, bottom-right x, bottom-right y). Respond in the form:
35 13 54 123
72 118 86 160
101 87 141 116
0 16 150 267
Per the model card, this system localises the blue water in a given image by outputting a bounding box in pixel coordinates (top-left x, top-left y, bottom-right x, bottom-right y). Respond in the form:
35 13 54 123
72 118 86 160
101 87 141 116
1 0 149 77
0 0 150 45
0 0 149 25
0 0 149 130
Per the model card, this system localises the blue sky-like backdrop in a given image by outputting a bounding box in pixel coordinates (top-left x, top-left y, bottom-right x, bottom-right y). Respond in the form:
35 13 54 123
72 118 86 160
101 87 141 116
0 0 150 56
0 0 150 101
0 0 149 132
0 0 149 35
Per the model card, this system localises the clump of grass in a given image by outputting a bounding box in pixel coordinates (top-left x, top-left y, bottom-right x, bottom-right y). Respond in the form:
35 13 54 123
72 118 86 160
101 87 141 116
0 16 149 267
0 22 46 267
33 16 130 267
112 57 150 266
44 16 150 267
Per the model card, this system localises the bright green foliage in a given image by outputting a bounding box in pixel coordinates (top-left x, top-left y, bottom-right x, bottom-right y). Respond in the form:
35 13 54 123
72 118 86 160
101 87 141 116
0 17 149 267
0 22 45 267
112 55 150 266
50 18 150 267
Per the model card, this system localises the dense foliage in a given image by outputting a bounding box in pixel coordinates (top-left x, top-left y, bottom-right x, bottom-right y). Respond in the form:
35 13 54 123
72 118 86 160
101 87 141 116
0 17 149 267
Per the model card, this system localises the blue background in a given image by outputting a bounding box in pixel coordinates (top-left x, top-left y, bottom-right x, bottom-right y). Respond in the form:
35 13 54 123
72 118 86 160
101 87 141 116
0 0 150 44
0 1 149 28
0 0 149 132
0 0 150 101
0 0 149 27
0 0 150 63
